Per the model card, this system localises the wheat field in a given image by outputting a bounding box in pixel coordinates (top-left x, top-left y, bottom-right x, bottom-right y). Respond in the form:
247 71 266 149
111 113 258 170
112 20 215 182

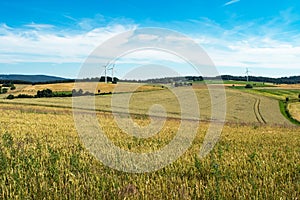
289 102 300 122
0 83 299 199
0 103 299 199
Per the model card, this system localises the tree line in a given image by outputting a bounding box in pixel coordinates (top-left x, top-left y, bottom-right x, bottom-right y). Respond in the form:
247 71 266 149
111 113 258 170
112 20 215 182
6 89 94 99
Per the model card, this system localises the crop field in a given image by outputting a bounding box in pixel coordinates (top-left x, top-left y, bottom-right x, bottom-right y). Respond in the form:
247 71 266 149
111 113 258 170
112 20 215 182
1 82 164 97
289 102 300 122
230 84 300 124
0 84 291 125
0 82 299 199
244 88 300 100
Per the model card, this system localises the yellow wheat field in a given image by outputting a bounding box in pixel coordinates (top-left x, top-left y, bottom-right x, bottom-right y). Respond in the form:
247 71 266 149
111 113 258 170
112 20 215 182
6 82 164 96
289 102 300 122
0 102 299 199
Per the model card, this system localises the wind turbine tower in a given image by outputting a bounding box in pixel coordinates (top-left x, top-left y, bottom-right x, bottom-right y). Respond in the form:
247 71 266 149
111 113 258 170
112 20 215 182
111 64 115 83
246 68 250 82
102 63 109 83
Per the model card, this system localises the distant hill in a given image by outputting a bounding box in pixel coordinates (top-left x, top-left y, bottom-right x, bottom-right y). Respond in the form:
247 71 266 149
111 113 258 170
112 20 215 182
1 74 300 85
122 75 300 84
217 75 300 84
0 74 73 84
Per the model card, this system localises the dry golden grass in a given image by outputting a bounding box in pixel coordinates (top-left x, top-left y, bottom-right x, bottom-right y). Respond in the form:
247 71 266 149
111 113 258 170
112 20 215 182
0 103 299 199
277 84 300 89
10 82 163 95
288 102 300 122
1 86 292 126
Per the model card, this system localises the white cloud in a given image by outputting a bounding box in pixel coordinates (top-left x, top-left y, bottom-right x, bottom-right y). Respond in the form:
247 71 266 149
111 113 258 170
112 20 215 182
24 23 55 30
1 13 300 74
0 23 137 64
223 0 240 6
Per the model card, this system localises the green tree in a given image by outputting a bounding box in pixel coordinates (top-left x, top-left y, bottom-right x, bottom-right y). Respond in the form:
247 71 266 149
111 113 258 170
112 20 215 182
37 89 53 98
10 85 16 90
2 88 8 94
7 94 14 99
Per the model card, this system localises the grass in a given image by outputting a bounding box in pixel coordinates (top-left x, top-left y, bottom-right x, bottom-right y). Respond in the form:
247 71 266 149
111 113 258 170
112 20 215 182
0 84 298 198
288 102 300 122
235 88 300 100
4 82 164 97
0 104 299 199
0 86 291 125
279 100 300 125
229 85 300 124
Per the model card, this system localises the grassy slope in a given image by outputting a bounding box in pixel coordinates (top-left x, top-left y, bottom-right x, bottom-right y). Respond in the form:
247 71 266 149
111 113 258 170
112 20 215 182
1 82 164 97
229 84 300 124
0 104 299 199
1 86 291 125
288 102 300 122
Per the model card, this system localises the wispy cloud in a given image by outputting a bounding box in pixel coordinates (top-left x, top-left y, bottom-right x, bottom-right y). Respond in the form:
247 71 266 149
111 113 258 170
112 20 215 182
24 23 55 30
223 0 240 6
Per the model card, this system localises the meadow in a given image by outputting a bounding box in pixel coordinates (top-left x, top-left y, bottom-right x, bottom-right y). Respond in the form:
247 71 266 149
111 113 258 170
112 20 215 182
0 82 299 199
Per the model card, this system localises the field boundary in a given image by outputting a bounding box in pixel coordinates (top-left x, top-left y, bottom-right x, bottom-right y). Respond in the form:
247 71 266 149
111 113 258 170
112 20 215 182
279 100 300 125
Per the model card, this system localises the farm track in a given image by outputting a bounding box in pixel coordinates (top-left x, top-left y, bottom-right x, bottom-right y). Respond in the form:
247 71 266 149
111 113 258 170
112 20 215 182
253 98 266 124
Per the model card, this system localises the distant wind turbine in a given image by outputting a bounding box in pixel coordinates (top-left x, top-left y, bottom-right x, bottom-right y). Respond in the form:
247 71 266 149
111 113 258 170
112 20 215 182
245 68 251 82
102 62 110 83
108 64 115 83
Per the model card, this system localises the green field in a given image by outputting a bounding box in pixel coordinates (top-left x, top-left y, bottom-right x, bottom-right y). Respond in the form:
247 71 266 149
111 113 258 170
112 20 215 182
0 82 299 199
238 88 300 100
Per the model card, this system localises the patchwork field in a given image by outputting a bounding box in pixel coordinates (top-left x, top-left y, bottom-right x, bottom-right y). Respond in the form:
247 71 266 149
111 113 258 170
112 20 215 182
0 82 299 199
0 83 292 125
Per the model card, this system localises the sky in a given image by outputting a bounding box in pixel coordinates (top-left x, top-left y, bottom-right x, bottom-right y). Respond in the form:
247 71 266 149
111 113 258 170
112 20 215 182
0 0 300 79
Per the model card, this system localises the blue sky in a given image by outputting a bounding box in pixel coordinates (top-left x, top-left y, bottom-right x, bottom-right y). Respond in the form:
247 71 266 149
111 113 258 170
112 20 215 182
0 0 300 78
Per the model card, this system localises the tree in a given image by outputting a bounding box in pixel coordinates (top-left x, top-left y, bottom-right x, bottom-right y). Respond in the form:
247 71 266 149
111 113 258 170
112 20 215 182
10 85 16 90
78 89 83 95
36 89 53 98
7 94 14 99
2 88 8 94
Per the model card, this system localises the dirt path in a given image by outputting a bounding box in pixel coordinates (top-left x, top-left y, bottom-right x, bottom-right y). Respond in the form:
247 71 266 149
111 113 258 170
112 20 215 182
253 98 266 124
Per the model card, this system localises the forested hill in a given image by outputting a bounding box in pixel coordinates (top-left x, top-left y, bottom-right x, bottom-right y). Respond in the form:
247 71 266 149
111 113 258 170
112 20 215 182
129 75 300 84
0 74 72 84
218 75 300 84
0 74 300 84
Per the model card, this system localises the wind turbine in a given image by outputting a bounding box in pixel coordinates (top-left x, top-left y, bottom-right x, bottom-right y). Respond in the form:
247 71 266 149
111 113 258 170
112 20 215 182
245 68 250 82
108 64 116 83
102 62 110 83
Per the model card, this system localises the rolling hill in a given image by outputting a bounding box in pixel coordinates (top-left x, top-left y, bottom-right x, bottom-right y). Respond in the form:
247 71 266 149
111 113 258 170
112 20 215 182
0 74 71 84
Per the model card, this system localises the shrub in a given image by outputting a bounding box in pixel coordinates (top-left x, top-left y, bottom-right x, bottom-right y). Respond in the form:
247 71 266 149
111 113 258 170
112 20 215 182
6 94 14 99
37 89 53 98
17 94 34 98
245 84 253 89
1 88 8 94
